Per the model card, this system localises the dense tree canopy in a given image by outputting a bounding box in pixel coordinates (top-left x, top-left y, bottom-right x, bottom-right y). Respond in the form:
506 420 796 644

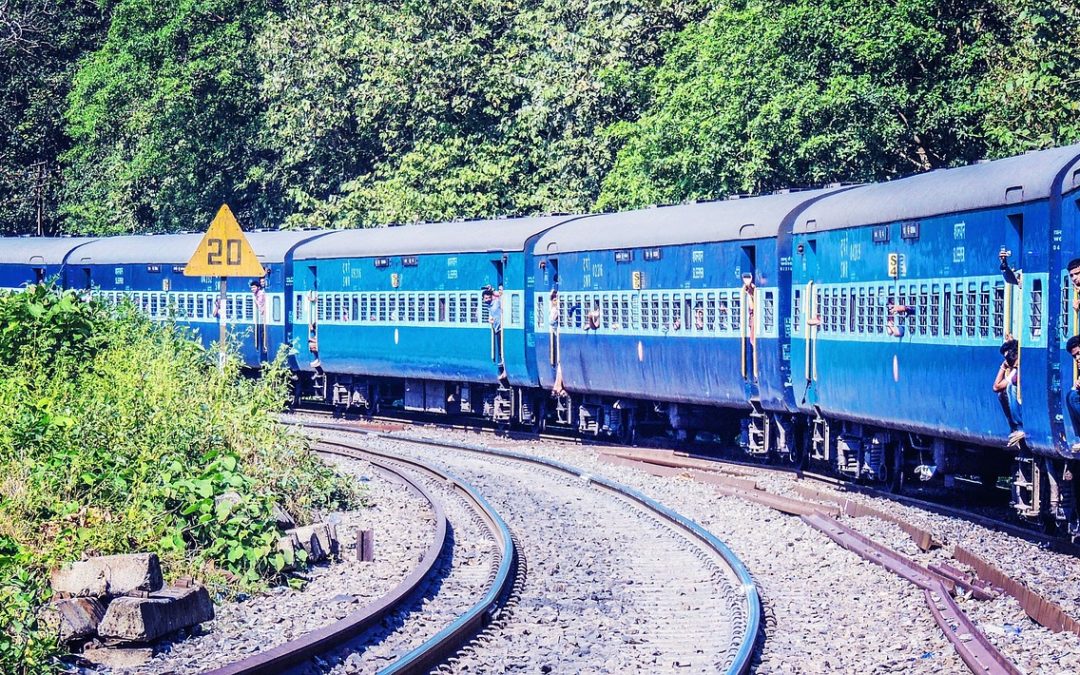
0 0 1078 234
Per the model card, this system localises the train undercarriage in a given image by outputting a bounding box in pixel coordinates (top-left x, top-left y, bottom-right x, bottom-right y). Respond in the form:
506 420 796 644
298 372 1079 539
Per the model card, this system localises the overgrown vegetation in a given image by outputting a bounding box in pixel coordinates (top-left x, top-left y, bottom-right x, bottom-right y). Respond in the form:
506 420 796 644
0 285 360 673
2 0 1080 235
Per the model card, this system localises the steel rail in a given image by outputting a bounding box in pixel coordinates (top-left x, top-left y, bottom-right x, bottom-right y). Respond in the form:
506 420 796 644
300 419 763 675
201 438 513 675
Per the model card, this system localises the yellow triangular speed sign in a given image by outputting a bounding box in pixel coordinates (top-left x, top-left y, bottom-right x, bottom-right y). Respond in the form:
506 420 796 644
184 204 265 277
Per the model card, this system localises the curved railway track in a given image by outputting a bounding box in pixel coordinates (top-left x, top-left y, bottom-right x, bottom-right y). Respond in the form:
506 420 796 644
203 441 516 675
297 420 762 674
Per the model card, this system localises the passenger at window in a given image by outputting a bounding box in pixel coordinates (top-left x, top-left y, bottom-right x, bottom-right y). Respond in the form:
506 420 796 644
1066 335 1080 453
1069 258 1080 312
886 298 911 337
694 304 705 331
994 339 1024 447
585 300 601 331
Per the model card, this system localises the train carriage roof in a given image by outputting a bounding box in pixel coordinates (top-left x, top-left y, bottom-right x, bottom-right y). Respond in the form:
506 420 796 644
66 231 330 265
795 143 1080 233
293 216 589 259
0 237 99 265
533 187 844 254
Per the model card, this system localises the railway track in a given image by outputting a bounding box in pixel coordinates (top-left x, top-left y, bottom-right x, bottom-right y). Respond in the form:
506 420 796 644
297 421 762 674
292 404 1080 555
287 412 1080 673
202 440 516 674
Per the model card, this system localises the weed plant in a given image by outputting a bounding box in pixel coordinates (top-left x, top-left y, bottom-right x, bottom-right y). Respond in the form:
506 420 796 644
0 284 361 672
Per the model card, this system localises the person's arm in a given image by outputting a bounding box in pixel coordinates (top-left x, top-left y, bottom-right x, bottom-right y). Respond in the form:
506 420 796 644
993 363 1010 393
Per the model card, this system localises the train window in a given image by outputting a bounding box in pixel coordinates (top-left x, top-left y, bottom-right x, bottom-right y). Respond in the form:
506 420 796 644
512 293 522 327
350 296 358 323
943 286 952 336
470 294 480 324
651 294 662 331
1030 279 1043 338
866 288 876 333
295 294 304 322
331 295 340 322
599 295 609 330
716 292 728 331
855 288 865 333
918 285 928 335
391 295 401 322
792 289 801 333
669 293 679 330
1062 282 1071 340
448 295 459 323
992 282 1005 338
837 289 846 333
435 295 445 323
954 286 964 336
730 292 741 332
826 289 836 333
416 294 426 323
979 282 990 338
621 295 630 330
965 282 977 337
693 293 704 331
631 293 642 330
273 296 283 323
535 294 546 329
930 285 940 336
764 291 776 334
848 289 856 333
376 295 385 322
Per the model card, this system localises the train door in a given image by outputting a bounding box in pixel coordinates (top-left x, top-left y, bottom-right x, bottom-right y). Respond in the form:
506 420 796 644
1002 214 1024 401
801 239 820 401
739 245 757 381
490 257 505 374
306 265 320 369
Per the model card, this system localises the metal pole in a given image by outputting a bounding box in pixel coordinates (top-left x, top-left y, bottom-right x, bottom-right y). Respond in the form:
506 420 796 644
219 277 227 371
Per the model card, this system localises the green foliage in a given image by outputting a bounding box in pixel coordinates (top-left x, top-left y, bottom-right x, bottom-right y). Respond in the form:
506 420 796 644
0 539 58 674
3 0 1080 232
61 0 274 234
0 286 361 672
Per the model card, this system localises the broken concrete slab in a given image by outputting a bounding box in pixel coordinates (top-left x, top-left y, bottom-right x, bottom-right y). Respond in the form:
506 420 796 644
97 586 214 643
275 533 302 571
38 597 106 643
285 523 337 562
271 502 295 530
51 553 164 598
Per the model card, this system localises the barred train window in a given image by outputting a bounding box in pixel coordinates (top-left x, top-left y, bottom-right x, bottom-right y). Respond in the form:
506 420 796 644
943 287 952 336
1062 283 1072 339
838 289 847 333
535 295 545 329
979 282 990 337
867 288 877 333
731 292 742 331
1030 279 1043 338
715 292 726 331
693 293 704 331
954 286 964 336
915 286 926 335
965 283 976 336
792 289 802 333
930 286 941 336
512 293 522 327
651 294 661 330
764 291 775 333
857 288 866 333
631 294 641 330
993 282 1004 338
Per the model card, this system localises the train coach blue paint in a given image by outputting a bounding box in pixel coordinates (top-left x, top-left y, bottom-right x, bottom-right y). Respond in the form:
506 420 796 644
60 231 328 368
0 237 98 290
792 144 1080 464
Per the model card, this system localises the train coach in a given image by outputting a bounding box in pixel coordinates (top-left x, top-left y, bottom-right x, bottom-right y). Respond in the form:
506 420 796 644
0 236 98 291
787 144 1080 518
288 215 590 423
57 231 329 367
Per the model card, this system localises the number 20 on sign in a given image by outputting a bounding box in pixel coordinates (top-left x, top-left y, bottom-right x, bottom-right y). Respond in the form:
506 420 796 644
184 204 264 278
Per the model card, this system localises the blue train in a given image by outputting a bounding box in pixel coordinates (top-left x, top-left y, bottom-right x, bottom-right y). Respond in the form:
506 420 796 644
3 144 1079 530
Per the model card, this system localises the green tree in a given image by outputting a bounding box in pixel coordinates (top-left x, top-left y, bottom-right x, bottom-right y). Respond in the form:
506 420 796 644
0 0 113 235
61 0 275 234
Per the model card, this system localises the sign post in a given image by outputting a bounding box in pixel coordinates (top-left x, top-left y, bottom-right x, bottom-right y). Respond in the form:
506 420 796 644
184 204 265 369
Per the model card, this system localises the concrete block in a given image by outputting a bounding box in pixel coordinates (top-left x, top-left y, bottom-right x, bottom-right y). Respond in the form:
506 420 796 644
275 533 302 571
286 523 337 562
97 586 214 643
271 503 295 530
38 597 106 642
52 553 163 598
